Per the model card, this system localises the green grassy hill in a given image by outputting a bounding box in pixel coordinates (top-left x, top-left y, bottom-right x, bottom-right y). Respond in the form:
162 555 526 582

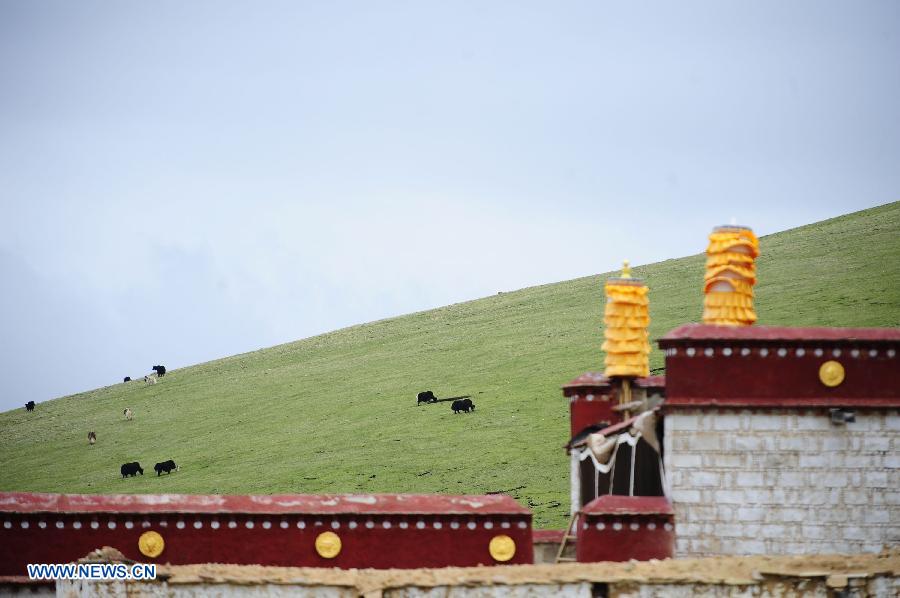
1 203 898 528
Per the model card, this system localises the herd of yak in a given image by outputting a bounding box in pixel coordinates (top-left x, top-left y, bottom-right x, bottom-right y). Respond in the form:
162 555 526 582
22 364 178 481
22 367 474 482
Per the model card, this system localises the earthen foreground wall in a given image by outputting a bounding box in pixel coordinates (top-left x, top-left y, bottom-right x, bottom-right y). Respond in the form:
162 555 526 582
664 408 900 556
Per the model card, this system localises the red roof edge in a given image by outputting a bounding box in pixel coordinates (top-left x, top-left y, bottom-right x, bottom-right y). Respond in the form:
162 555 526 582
664 397 900 409
660 323 900 343
582 495 673 516
563 373 665 390
0 493 531 516
533 529 567 543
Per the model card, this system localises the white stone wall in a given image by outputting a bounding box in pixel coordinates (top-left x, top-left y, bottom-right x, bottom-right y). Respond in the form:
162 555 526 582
664 408 900 556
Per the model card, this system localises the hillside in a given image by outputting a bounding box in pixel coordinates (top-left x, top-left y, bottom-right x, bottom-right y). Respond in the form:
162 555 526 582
1 203 898 528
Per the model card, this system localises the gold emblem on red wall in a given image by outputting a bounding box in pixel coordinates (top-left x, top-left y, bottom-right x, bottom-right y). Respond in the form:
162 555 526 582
315 531 342 558
138 530 165 558
488 534 516 562
819 360 845 387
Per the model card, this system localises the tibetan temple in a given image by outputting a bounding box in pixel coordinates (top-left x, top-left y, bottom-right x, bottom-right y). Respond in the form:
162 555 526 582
1 224 898 581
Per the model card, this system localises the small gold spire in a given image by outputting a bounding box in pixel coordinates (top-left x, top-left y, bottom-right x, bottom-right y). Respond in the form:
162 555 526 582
621 260 632 279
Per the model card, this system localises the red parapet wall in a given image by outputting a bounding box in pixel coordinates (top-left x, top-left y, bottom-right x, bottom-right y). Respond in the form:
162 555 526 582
0 493 533 574
577 496 674 563
659 324 900 408
564 373 665 437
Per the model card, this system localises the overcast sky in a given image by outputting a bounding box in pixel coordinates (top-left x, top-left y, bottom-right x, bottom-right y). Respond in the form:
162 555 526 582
1 1 898 412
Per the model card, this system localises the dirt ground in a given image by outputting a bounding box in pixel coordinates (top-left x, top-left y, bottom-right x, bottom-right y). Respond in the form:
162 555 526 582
85 548 900 594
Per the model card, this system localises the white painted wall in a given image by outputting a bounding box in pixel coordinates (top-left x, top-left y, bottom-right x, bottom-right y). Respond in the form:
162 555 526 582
664 408 900 556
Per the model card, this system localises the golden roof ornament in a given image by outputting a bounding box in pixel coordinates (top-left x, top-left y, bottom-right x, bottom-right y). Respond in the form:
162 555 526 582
702 224 759 326
602 260 650 379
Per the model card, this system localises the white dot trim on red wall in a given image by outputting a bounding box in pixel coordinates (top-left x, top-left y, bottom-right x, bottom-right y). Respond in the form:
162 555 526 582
297 521 306 529
330 521 339 530
176 521 185 529
704 348 714 357
870 349 878 357
348 521 357 529
21 521 29 529
39 521 46 529
889 349 896 358
73 521 82 529
741 347 750 356
383 521 392 529
211 521 220 530
108 521 116 530
280 521 288 529
228 521 237 529
262 521 271 529
630 522 640 530
833 349 841 357
483 521 492 529
125 521 133 529
647 522 656 530
142 521 151 528
245 521 254 529
664 523 674 531
467 522 476 530
851 349 860 358
501 521 510 529
596 523 605 530
723 348 732 356
450 522 460 529
686 347 696 357
4 521 11 529
796 348 805 357
815 348 824 357
56 521 64 529
434 522 442 529
90 521 98 530
760 348 768 357
777 348 787 357
518 521 527 529
399 521 408 529
417 521 426 529
612 522 622 531
194 521 203 529
365 521 374 529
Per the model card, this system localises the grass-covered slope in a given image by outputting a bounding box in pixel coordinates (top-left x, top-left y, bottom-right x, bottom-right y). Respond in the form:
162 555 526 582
1 203 898 528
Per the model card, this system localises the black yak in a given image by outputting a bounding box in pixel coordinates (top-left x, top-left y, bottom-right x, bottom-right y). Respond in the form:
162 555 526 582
120 462 143 478
417 391 437 405
25 401 35 412
154 460 178 476
152 365 166 377
451 398 475 414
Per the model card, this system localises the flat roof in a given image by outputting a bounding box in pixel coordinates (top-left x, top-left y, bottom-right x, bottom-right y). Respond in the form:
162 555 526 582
660 323 900 343
0 493 531 516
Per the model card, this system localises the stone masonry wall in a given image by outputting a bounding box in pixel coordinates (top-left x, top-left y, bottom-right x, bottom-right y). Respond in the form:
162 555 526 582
664 408 900 556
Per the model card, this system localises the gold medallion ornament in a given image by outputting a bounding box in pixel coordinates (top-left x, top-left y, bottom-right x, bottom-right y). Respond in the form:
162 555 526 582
488 534 516 562
819 360 845 387
315 531 342 559
138 530 165 558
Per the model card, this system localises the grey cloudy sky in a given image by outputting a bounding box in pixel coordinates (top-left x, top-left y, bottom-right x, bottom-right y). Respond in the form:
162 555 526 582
1 1 898 412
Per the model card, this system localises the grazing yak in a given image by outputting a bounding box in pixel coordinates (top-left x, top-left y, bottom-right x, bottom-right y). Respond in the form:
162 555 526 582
123 376 131 383
143 375 156 385
88 431 96 445
120 462 143 478
25 401 35 412
417 391 437 405
451 398 475 414
152 365 166 377
124 408 134 421
154 460 178 476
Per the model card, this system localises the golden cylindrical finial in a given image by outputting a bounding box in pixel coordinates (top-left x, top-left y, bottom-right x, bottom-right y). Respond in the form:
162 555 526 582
702 225 758 326
602 261 650 378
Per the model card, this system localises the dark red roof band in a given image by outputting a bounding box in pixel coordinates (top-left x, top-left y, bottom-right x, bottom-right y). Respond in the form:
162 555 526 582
0 493 530 516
